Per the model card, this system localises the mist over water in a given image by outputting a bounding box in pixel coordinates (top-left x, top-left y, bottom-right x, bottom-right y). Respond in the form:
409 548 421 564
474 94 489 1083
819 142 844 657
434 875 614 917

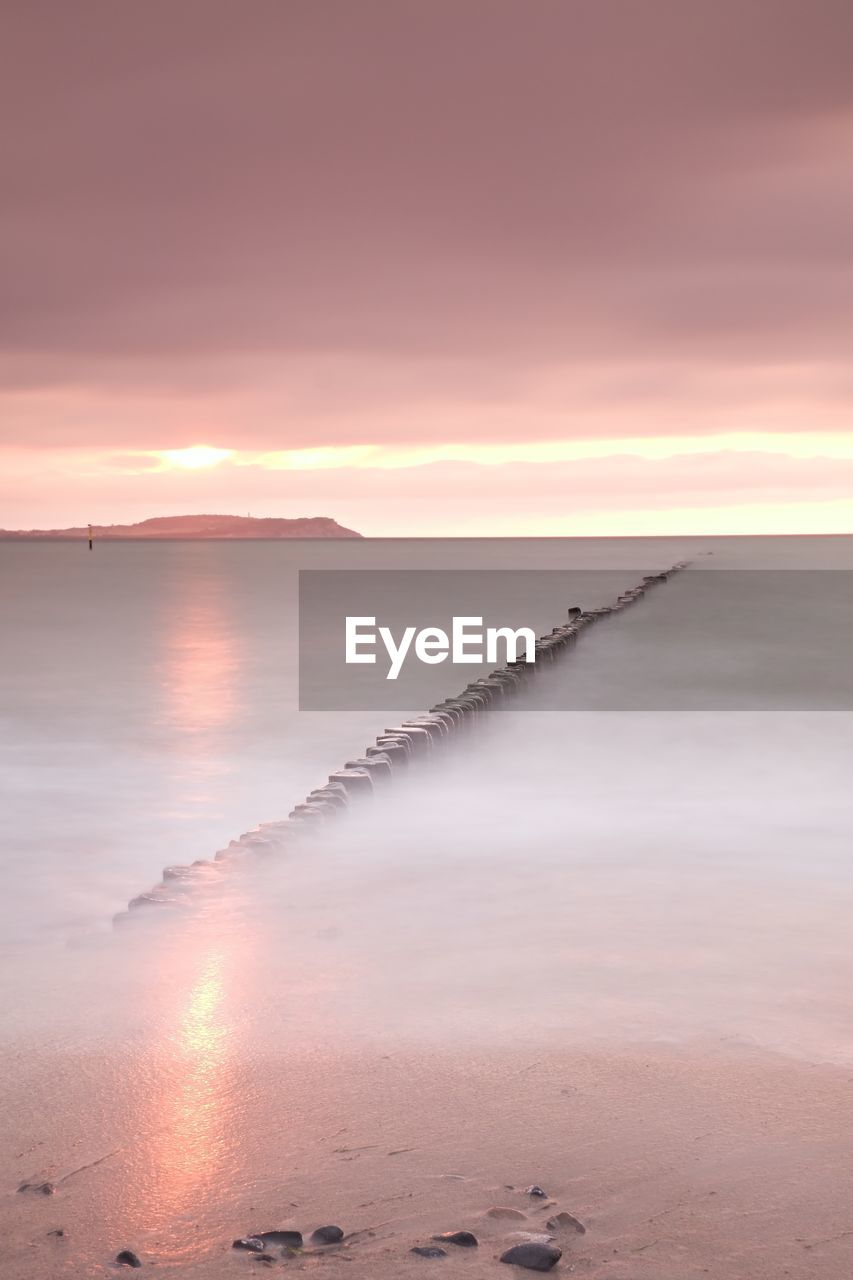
1 535 851 1065
0 536 684 943
253 708 853 1062
3 537 853 1275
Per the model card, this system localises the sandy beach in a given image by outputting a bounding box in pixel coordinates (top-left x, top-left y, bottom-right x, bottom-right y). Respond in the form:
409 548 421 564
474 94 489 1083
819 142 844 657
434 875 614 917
3 1033 852 1278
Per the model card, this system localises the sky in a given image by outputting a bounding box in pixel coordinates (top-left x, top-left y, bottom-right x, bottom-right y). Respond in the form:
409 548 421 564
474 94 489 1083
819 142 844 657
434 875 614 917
2 0 852 536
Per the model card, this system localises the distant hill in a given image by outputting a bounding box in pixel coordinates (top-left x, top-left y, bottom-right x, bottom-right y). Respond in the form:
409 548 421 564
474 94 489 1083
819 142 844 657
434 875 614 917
0 514 363 539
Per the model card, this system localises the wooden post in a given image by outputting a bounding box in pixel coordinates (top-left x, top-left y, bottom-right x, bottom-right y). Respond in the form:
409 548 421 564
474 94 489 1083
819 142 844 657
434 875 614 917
88 524 93 550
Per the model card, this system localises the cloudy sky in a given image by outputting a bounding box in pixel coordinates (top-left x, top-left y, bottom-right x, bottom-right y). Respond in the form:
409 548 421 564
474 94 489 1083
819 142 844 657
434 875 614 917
2 0 852 534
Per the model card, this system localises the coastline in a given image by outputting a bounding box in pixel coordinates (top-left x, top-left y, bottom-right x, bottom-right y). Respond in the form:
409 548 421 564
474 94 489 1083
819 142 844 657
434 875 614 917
2 1037 851 1278
3 538 852 1279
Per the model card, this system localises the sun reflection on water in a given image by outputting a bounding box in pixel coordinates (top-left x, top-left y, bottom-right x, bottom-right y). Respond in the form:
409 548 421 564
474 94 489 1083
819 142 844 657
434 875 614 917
153 561 245 825
159 947 231 1209
160 571 240 738
125 926 248 1261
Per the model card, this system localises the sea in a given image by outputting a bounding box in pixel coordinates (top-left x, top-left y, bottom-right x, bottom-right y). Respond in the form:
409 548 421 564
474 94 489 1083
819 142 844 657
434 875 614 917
1 535 851 1049
2 534 853 1270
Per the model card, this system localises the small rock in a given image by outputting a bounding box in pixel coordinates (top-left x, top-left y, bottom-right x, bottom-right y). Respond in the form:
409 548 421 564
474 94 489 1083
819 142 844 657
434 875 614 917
500 1241 562 1271
253 1256 277 1266
487 1207 527 1221
18 1180 56 1196
432 1230 478 1247
47 1228 65 1238
115 1250 142 1268
256 1230 303 1248
546 1212 585 1235
524 1185 548 1198
233 1237 266 1252
310 1225 344 1245
411 1246 447 1258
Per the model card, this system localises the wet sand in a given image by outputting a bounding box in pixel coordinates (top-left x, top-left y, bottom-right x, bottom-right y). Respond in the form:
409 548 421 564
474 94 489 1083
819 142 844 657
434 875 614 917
3 701 853 1277
2 1037 852 1278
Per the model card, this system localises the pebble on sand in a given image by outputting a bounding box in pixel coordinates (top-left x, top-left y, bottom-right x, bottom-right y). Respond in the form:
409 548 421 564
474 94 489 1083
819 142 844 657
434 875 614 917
546 1212 586 1234
487 1207 528 1220
115 1249 142 1268
17 1180 56 1195
500 1241 562 1271
524 1185 548 1198
411 1246 448 1258
432 1230 478 1247
255 1230 304 1248
310 1225 344 1245
233 1237 267 1252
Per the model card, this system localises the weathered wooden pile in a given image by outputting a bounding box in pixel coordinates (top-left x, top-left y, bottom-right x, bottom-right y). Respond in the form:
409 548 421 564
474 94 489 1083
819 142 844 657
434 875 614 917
117 563 686 922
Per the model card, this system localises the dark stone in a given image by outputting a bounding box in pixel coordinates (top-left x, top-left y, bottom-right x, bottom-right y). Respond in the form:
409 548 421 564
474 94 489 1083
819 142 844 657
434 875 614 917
128 890 181 911
500 1242 562 1271
304 800 339 820
430 703 464 724
377 733 413 755
47 1228 65 1238
256 1230 303 1248
525 1185 548 1198
289 803 327 824
18 1180 55 1195
403 718 446 741
367 742 408 765
307 788 348 811
411 1246 447 1258
346 756 393 782
161 864 196 882
287 811 324 829
256 823 295 844
233 1237 267 1252
328 768 374 797
386 725 431 756
546 1212 585 1234
432 1230 478 1247
310 1225 344 1245
115 1250 142 1268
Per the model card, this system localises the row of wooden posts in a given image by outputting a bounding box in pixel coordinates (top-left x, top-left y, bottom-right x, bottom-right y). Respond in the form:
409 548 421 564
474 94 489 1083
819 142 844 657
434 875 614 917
119 563 687 920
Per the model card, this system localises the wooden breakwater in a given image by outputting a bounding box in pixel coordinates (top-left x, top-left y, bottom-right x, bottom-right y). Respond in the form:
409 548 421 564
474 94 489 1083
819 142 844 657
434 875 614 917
117 563 687 922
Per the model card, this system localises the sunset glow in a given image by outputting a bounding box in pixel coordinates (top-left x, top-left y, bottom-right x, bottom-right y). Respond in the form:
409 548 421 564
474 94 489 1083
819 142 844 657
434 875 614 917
242 432 853 471
159 446 235 471
1 4 851 536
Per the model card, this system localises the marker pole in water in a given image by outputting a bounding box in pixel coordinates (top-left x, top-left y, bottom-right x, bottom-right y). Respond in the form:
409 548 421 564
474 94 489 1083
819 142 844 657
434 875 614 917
88 524 93 551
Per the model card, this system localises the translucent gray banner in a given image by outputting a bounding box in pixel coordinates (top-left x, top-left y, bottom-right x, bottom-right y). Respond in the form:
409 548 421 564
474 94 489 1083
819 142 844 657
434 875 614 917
298 569 853 711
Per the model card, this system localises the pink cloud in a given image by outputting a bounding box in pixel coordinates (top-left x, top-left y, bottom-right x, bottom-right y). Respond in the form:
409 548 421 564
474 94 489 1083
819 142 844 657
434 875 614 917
2 1 852 527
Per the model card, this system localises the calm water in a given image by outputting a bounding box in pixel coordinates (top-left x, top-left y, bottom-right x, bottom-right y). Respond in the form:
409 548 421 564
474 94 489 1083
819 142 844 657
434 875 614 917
0 536 700 943
2 536 853 1269
1 537 852 996
0 536 851 944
